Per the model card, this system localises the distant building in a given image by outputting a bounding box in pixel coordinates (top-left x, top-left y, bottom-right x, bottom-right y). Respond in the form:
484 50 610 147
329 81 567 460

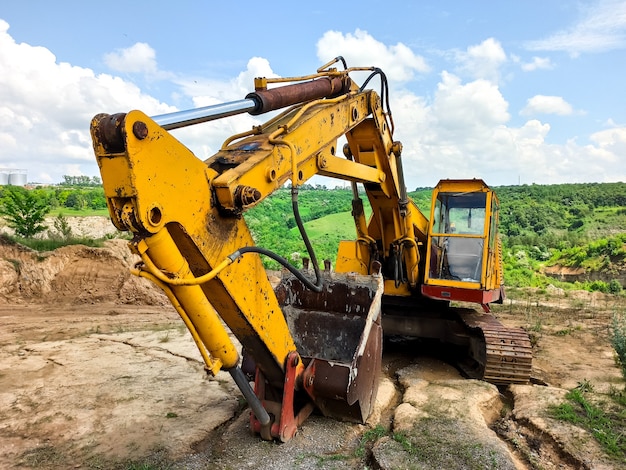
0 169 27 186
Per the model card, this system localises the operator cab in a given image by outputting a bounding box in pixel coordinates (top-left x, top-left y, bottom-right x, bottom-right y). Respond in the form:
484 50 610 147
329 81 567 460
429 191 486 283
421 179 504 309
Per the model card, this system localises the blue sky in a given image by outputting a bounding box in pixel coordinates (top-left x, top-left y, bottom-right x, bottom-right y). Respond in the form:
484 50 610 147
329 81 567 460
1 1 625 189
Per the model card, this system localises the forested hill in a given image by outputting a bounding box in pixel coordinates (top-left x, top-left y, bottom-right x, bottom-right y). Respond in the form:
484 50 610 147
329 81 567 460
244 181 626 250
485 182 626 292
495 182 626 242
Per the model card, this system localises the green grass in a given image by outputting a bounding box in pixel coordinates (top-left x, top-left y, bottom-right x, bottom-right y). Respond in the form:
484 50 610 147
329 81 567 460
293 210 356 238
50 208 111 217
6 236 106 251
292 207 372 240
611 312 626 380
550 381 626 462
285 210 368 266
391 431 419 455
355 425 388 457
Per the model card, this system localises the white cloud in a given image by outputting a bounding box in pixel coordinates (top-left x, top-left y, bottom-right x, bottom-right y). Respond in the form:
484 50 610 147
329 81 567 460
316 29 430 82
389 72 625 187
520 56 554 71
590 126 626 157
176 56 278 105
103 42 157 74
520 95 575 116
395 72 517 185
0 20 174 183
525 0 626 56
455 38 507 83
431 72 510 131
235 57 279 90
0 18 624 190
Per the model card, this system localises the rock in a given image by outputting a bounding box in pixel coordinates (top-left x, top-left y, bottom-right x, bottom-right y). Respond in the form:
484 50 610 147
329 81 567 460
371 363 518 470
509 384 615 470
366 376 401 425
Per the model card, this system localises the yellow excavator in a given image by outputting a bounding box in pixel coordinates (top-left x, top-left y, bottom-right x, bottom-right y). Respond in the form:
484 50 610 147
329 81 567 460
90 58 531 442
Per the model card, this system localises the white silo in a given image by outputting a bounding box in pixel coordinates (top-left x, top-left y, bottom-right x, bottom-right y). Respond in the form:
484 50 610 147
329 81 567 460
8 170 27 186
0 170 8 185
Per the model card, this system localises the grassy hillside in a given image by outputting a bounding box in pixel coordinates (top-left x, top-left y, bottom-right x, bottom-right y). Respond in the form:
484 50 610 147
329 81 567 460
494 183 626 291
244 183 626 292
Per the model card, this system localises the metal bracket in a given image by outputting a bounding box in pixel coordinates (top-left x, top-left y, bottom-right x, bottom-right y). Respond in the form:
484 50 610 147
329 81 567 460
250 351 314 442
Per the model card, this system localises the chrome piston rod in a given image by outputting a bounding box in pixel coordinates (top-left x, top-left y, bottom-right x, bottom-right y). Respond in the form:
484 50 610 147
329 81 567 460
152 75 352 131
152 99 257 131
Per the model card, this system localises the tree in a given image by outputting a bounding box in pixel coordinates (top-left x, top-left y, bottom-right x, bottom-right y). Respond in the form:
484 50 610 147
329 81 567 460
64 191 87 210
61 175 103 186
0 186 50 237
50 212 73 240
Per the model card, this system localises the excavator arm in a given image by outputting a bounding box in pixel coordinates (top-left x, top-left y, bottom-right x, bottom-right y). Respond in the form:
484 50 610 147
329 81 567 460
91 64 425 441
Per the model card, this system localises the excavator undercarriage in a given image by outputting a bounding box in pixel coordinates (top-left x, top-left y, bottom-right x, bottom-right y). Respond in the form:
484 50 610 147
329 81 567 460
381 297 532 385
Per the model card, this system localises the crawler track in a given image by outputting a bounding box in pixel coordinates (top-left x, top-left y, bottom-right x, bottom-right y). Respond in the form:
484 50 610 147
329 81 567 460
457 310 533 385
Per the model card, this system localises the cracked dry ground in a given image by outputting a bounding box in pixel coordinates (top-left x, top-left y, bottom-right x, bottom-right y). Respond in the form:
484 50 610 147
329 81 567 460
0 239 624 469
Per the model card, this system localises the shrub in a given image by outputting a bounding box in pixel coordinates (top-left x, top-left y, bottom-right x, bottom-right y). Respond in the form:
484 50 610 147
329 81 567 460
49 213 73 240
0 186 50 237
588 280 609 293
611 313 626 380
609 280 623 295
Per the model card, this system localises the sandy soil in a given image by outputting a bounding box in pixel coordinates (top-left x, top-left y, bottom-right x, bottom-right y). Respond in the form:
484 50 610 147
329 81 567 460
0 230 624 469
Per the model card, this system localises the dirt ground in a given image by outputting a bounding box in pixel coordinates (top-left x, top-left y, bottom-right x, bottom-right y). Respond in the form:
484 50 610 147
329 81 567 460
0 226 625 469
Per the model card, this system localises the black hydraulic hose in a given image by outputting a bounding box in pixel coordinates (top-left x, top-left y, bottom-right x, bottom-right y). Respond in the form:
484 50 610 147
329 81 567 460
226 187 323 293
391 242 409 288
359 68 389 107
333 56 348 70
228 245 323 293
358 68 380 92
290 186 323 291
393 245 401 289
398 243 407 286
359 68 394 134
229 366 271 427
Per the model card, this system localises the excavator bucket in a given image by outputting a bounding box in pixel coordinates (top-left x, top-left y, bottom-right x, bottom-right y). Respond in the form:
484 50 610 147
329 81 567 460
274 270 384 423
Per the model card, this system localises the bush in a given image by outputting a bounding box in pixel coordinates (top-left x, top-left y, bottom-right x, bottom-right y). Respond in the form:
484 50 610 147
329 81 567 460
611 313 626 380
609 280 623 295
588 280 609 293
49 213 73 240
0 186 50 237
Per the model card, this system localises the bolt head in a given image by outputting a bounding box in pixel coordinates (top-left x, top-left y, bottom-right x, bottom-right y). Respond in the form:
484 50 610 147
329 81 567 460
132 121 149 140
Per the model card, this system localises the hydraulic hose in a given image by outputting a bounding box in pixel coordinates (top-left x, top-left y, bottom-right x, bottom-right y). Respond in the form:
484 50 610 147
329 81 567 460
229 366 271 428
359 68 394 134
227 187 323 293
290 186 323 292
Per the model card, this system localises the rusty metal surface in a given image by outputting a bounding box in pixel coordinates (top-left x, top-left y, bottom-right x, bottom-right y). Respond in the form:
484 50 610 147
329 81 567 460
246 76 351 115
275 271 384 423
92 113 127 152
